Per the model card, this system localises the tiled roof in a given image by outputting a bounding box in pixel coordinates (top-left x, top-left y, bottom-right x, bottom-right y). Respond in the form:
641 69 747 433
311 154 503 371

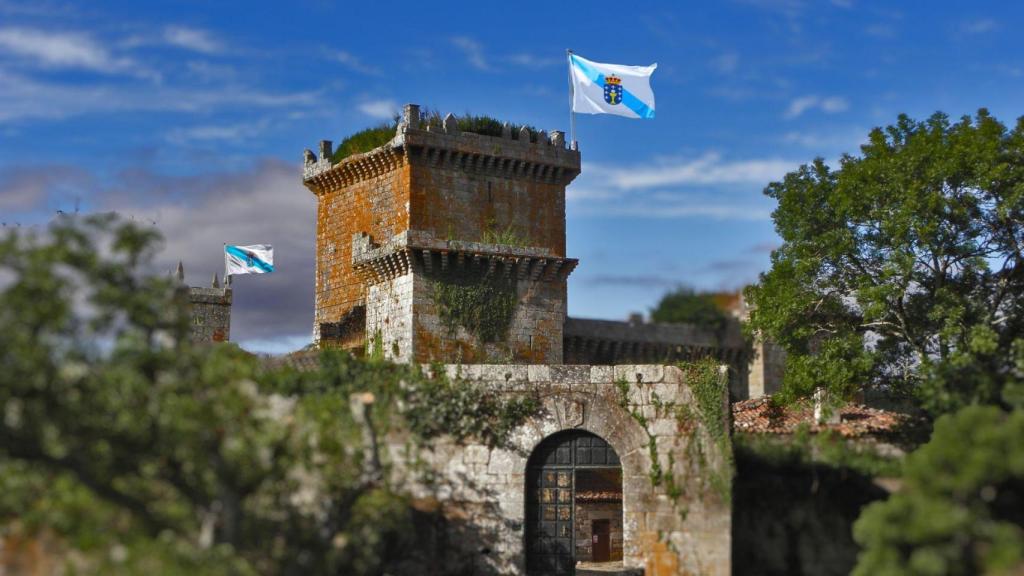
732 397 917 439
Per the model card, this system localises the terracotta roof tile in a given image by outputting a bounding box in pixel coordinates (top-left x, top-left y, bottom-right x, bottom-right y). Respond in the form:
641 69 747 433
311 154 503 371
731 397 917 439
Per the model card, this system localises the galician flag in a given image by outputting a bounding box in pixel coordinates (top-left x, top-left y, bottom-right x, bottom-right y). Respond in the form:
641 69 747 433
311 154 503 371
570 53 657 119
224 244 274 275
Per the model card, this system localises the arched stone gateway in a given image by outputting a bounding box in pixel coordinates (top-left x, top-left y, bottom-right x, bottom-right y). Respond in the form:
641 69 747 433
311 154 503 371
526 430 623 575
385 364 731 576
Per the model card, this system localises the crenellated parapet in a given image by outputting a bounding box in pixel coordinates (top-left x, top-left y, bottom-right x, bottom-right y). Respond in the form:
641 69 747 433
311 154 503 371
303 104 580 194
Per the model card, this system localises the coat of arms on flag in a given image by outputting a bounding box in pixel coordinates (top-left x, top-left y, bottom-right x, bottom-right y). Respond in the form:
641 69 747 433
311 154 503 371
603 75 623 106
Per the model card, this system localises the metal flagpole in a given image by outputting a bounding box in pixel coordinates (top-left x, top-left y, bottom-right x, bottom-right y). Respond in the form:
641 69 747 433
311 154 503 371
566 49 577 150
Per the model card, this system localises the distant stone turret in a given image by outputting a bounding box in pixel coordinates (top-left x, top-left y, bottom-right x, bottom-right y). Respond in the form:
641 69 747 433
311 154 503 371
176 261 233 343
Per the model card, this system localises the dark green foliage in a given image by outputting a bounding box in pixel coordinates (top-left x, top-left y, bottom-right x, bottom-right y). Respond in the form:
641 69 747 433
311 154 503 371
745 110 1024 415
853 406 1024 575
431 273 516 343
332 121 397 163
733 441 889 576
650 286 731 333
0 215 539 574
402 363 540 447
734 428 903 479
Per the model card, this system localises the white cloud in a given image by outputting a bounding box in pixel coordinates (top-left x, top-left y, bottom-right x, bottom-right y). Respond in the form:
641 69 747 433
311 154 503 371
0 27 152 78
166 119 270 144
781 126 869 150
0 69 319 123
357 99 398 120
865 23 896 38
0 164 91 212
962 18 997 35
328 50 381 75
587 152 797 190
710 51 740 74
451 36 488 71
565 152 797 221
162 25 222 54
784 94 849 118
505 53 561 69
597 201 772 220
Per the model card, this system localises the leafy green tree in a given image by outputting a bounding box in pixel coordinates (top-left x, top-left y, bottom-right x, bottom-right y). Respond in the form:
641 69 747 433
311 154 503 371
745 110 1024 414
853 406 1024 575
650 286 731 333
0 214 537 574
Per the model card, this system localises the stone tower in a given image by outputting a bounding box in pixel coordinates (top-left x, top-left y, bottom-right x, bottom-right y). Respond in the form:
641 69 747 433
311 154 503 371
176 262 232 343
302 104 581 363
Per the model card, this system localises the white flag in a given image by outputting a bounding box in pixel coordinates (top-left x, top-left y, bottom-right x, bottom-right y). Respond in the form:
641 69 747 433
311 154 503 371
570 53 657 119
225 244 274 275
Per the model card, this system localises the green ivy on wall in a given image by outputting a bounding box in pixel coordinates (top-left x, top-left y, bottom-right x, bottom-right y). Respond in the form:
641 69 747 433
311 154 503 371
615 359 734 508
431 273 516 343
677 360 734 505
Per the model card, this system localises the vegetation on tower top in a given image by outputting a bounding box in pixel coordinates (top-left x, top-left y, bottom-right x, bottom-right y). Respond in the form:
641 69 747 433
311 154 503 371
332 108 539 163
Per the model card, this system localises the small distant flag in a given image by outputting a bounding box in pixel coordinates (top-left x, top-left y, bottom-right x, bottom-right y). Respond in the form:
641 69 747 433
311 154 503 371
568 52 657 119
224 244 274 276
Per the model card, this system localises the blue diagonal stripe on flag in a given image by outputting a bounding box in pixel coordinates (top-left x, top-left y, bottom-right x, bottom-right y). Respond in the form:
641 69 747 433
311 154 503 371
226 245 274 273
571 55 656 119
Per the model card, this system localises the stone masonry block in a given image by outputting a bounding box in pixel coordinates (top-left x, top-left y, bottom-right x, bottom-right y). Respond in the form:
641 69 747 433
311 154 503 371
614 364 665 384
486 449 519 475
548 364 589 385
463 445 490 465
527 364 550 382
589 365 614 383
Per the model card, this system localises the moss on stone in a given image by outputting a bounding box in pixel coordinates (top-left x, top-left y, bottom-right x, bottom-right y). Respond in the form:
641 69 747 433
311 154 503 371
431 273 516 344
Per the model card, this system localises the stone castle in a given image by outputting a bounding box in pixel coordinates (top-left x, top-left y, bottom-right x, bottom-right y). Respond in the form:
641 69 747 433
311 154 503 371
184 103 789 575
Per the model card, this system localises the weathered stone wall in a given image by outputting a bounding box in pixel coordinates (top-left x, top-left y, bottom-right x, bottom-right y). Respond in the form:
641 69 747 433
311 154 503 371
188 285 232 343
385 364 732 576
307 145 410 346
365 272 415 362
409 273 566 364
405 134 569 257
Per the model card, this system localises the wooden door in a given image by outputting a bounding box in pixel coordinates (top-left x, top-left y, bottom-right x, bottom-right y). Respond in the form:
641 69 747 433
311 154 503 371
592 519 611 562
526 431 621 575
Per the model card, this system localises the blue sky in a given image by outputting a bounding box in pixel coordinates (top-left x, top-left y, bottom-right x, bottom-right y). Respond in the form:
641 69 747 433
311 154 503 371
1 0 1022 353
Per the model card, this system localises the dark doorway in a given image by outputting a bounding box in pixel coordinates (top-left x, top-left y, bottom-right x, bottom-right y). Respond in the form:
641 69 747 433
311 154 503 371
592 519 611 562
525 430 622 576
